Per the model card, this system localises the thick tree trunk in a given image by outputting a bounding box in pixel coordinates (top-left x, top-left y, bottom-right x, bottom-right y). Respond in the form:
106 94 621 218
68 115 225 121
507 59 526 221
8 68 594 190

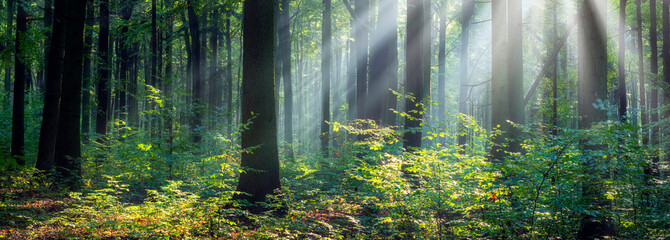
279 0 294 158
577 1 612 238
11 2 27 163
235 0 281 206
36 0 68 172
403 0 425 150
355 0 368 120
95 0 111 138
188 0 203 143
650 0 660 174
55 0 86 188
458 0 473 146
322 0 331 155
383 0 398 125
663 0 670 164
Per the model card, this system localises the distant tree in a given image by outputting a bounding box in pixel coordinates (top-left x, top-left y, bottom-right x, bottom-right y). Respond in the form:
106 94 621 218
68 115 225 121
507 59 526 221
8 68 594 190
210 6 222 112
36 0 68 172
11 0 27 164
637 0 646 143
81 0 94 138
3 0 13 95
369 0 398 125
279 0 294 158
458 0 473 146
188 0 204 143
54 0 87 188
403 0 425 150
321 0 331 155
437 0 447 124
95 0 111 138
650 0 660 174
663 0 670 163
234 0 281 206
355 0 368 120
618 0 628 120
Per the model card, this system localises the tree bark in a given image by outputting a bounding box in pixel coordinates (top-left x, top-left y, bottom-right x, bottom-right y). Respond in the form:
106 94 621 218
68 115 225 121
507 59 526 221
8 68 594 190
225 9 233 133
95 0 111 138
637 0 647 143
234 0 281 206
437 0 447 125
458 0 473 146
619 0 628 120
81 0 94 138
403 0 425 150
36 0 68 172
508 0 523 153
11 1 27 163
322 0 331 155
279 0 294 158
188 0 203 143
355 0 368 120
55 0 87 188
650 0 660 174
491 0 508 160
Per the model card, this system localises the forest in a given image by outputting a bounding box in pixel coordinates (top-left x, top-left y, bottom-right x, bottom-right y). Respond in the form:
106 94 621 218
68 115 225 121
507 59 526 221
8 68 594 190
0 0 669 238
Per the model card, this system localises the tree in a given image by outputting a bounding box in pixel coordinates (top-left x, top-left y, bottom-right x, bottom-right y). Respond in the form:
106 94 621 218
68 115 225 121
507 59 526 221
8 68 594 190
321 0 331 155
382 0 398 125
96 0 111 138
188 0 204 143
458 0 473 146
279 0 294 158
81 0 94 138
3 0 13 96
54 0 87 187
36 0 68 172
508 0 523 152
577 0 612 238
11 0 27 163
403 0 426 150
637 0 647 143
491 0 509 160
234 0 281 206
618 0 628 120
355 0 368 120
650 0 660 174
437 0 447 124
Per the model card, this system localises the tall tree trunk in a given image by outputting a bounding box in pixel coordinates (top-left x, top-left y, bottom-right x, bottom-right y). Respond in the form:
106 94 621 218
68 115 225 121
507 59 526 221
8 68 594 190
619 0 628 120
404 0 425 150
36 0 68 172
234 0 280 206
663 0 670 164
355 0 368 120
81 0 94 139
95 0 111 138
119 4 133 124
491 0 509 160
347 19 356 121
322 0 331 155
458 0 473 146
188 0 203 143
508 0 523 153
210 7 222 112
3 0 13 96
650 0 660 174
41 0 53 90
279 0 294 158
11 2 27 163
551 0 559 135
225 10 233 133
637 0 647 143
383 0 398 125
55 0 86 187
437 0 447 125
577 0 612 238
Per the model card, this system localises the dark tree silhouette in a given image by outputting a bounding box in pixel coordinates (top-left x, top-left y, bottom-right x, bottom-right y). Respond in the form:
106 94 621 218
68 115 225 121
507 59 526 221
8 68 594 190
11 1 27 163
321 0 331 155
403 0 425 150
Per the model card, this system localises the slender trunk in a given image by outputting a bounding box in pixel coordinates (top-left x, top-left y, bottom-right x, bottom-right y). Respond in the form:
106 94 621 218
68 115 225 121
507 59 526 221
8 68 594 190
347 20 356 121
81 0 94 139
188 0 203 143
383 0 398 125
210 7 222 111
651 0 660 174
11 2 27 162
280 0 294 158
95 0 111 138
551 1 558 135
3 0 13 96
508 0 523 153
458 0 473 146
638 0 647 143
225 10 233 133
321 0 331 155
36 0 68 172
437 0 447 125
355 0 368 120
619 0 628 120
491 0 508 160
